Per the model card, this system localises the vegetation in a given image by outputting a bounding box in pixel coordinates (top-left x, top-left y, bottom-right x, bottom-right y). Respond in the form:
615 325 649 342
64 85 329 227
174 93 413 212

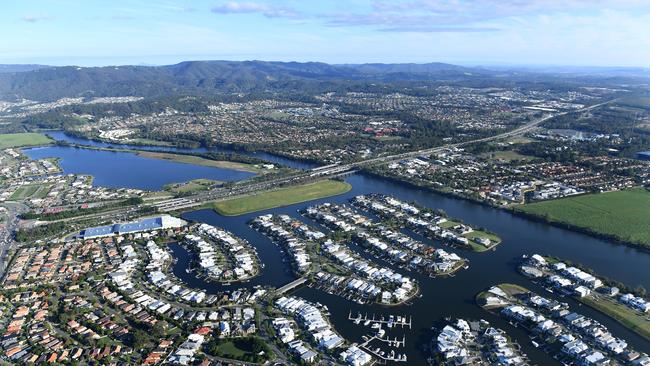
581 294 650 340
21 197 144 221
212 180 352 216
516 188 650 247
9 183 51 200
164 179 222 195
204 336 272 363
0 132 53 149
15 221 68 242
137 151 261 173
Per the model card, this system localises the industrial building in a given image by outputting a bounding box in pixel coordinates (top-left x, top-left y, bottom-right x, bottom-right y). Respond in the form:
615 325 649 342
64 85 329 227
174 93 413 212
80 215 185 239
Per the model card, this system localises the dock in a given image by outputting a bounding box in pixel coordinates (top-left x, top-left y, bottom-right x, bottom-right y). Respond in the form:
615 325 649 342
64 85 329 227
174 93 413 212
348 310 412 329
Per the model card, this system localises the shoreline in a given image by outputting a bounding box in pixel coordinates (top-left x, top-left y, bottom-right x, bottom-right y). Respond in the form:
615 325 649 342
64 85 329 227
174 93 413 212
362 169 650 252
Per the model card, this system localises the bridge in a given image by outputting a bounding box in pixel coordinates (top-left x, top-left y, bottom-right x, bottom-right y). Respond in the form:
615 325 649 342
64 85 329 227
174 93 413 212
275 276 308 295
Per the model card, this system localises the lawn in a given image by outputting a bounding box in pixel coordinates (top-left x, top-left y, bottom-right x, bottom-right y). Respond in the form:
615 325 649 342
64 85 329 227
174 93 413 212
439 219 501 252
138 151 261 173
212 180 352 216
516 188 650 247
0 133 53 149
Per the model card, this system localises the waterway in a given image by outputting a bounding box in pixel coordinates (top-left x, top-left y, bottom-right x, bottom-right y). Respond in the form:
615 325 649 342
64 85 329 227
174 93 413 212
44 131 318 170
22 146 255 191
180 173 650 364
28 133 650 362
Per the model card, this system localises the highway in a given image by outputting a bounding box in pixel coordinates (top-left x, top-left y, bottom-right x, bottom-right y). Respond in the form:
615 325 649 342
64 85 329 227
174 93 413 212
38 99 615 223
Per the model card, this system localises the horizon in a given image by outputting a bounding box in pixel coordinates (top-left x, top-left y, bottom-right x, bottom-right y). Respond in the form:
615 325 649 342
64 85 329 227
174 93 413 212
2 59 650 71
4 1 650 68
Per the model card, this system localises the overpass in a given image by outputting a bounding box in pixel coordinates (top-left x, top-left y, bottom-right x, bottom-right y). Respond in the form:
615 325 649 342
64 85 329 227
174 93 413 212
55 99 616 222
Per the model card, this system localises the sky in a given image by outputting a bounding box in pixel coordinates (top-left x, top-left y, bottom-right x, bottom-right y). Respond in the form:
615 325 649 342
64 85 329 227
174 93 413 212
2 0 650 67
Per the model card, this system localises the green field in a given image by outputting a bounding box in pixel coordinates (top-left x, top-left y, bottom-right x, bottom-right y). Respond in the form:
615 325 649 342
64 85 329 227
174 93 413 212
516 188 650 247
212 180 352 216
0 133 53 149
10 184 51 200
482 150 533 162
164 179 222 194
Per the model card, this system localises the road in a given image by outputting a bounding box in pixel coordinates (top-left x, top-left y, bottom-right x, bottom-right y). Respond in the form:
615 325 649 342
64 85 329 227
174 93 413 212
36 99 615 225
0 202 28 277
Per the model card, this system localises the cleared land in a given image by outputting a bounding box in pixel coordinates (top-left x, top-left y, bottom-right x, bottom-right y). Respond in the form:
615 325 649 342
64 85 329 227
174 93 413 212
212 180 352 216
137 151 261 173
481 150 533 162
516 188 650 247
0 133 53 149
164 179 222 194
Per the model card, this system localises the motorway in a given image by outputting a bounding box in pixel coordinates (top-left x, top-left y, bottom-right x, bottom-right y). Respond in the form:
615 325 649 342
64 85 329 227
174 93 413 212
29 99 615 227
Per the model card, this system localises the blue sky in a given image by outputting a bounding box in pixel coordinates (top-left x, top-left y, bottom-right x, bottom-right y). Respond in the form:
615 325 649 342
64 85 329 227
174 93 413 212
2 0 650 67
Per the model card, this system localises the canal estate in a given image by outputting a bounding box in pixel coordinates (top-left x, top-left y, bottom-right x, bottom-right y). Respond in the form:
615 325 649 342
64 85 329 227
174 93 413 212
2 132 649 365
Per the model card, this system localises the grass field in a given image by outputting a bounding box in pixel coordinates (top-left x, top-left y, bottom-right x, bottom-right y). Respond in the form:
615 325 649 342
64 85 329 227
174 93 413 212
138 151 261 173
164 179 221 194
0 133 53 149
10 184 51 200
516 188 650 247
212 180 352 216
482 150 533 162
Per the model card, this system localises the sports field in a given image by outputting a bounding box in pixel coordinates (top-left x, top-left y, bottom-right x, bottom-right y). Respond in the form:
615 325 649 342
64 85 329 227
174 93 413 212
517 188 650 247
0 133 53 149
9 184 52 201
212 180 351 216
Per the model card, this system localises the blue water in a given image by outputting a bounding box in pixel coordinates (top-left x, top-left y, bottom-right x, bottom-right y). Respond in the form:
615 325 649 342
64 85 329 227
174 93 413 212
45 131 318 170
23 146 255 190
29 132 650 362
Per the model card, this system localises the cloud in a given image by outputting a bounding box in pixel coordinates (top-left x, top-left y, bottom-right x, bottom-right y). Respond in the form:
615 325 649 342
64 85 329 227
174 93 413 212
211 2 301 18
322 0 650 32
21 15 53 23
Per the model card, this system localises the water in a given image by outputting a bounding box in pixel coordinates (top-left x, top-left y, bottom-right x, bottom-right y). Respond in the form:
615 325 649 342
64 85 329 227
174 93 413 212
179 174 650 364
22 146 255 190
45 131 318 170
30 134 650 362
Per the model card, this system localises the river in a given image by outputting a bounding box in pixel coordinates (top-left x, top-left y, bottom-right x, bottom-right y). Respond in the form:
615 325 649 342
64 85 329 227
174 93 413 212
39 132 650 363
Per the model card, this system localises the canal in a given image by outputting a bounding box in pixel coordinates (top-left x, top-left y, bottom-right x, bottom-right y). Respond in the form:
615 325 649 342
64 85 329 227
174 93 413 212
39 132 650 363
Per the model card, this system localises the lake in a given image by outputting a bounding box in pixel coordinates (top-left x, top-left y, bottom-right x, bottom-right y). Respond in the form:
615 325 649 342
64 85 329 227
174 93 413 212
23 146 255 190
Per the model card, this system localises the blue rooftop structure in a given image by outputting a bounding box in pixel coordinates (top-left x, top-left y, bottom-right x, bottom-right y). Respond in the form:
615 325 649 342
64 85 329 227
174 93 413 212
80 215 183 239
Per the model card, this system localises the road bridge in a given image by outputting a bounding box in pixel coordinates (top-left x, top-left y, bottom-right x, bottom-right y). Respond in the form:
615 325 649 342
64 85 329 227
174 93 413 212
275 276 308 295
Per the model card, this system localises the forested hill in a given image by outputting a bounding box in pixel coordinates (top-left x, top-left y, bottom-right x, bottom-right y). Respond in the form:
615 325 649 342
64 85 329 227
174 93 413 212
0 60 646 101
0 60 501 101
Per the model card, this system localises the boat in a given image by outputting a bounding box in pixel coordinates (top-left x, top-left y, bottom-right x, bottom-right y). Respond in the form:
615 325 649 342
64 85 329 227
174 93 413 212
364 319 371 326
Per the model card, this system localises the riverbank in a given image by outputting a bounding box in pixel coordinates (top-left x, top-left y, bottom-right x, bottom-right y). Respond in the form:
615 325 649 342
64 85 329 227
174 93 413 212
137 151 262 173
514 188 650 250
0 132 53 149
211 180 352 216
364 169 650 251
